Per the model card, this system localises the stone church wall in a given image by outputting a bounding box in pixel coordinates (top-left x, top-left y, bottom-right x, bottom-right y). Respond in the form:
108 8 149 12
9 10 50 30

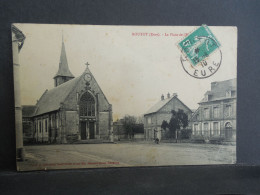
99 112 110 139
65 111 79 135
63 76 110 113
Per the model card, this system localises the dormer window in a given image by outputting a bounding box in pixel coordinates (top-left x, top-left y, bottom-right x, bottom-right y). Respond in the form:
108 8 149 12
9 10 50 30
205 95 208 101
204 108 209 119
204 94 211 101
226 90 231 98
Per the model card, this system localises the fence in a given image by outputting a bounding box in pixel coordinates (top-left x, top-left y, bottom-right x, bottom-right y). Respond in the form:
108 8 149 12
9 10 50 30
192 129 236 141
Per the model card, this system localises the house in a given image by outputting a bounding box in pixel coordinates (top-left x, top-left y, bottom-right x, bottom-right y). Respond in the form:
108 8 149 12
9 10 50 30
22 37 113 143
144 93 192 140
190 78 237 142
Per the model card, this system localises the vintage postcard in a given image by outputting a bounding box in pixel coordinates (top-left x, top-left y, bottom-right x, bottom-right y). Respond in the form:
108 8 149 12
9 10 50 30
12 24 237 171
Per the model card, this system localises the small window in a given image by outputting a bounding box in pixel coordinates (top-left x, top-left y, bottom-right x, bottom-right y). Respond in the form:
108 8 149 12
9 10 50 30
45 119 48 132
205 95 208 101
213 107 219 118
204 123 209 131
39 121 41 133
204 108 209 119
147 117 152 124
226 91 231 98
213 122 219 135
225 105 232 117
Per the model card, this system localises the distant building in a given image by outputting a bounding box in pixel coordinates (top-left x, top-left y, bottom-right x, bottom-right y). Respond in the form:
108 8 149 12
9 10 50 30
190 78 237 141
22 37 113 143
22 105 36 143
144 93 192 140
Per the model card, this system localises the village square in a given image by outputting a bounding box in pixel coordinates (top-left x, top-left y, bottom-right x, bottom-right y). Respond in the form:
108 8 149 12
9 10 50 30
12 24 237 170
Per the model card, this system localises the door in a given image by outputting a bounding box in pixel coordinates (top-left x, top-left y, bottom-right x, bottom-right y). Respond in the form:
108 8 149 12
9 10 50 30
225 122 233 140
81 121 86 140
89 122 95 139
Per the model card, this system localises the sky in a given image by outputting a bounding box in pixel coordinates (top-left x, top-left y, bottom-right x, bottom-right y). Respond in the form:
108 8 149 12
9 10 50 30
14 24 237 120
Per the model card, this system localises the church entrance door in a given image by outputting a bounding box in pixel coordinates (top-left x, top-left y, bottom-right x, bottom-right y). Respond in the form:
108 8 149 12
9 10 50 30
89 122 95 139
81 121 87 140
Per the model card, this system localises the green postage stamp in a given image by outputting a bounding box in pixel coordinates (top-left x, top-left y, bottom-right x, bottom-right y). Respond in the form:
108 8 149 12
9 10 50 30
178 24 221 66
178 25 222 78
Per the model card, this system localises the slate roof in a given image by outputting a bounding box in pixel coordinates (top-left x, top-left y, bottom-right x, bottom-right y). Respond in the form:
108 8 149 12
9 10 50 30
144 95 192 115
145 97 173 115
54 40 75 78
200 78 237 103
22 105 37 117
34 75 82 116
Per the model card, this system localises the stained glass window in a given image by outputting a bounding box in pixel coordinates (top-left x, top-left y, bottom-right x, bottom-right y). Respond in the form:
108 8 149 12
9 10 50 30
79 92 95 116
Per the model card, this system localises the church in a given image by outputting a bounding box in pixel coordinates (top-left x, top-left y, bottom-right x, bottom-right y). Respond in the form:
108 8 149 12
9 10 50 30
22 37 113 144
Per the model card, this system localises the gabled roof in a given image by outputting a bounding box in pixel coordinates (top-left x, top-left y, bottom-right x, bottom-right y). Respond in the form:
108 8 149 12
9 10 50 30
34 75 82 116
54 40 75 78
144 95 192 115
145 97 173 115
22 105 37 117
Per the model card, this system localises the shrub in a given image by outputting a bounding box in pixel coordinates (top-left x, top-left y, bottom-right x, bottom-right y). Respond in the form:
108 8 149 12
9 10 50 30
180 129 192 139
191 135 205 143
209 136 225 144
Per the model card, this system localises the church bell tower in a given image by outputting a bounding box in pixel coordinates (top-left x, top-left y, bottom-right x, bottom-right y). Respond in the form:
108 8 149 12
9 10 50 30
53 34 74 87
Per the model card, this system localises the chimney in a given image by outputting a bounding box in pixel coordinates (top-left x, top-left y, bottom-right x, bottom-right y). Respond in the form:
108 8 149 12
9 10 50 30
173 93 178 97
211 82 218 90
167 92 170 98
161 94 164 100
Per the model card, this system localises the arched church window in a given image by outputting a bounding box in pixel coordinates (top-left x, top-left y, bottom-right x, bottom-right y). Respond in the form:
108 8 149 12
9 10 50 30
79 92 95 116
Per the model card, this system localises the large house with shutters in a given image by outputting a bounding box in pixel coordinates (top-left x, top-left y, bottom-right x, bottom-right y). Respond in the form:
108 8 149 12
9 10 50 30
144 93 192 140
190 78 237 142
22 37 113 143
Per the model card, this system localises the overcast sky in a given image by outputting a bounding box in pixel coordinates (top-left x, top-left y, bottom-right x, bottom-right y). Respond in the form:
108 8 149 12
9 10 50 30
14 24 237 120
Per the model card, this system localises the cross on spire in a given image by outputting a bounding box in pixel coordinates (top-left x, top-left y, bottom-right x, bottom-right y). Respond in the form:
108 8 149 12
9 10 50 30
85 62 90 68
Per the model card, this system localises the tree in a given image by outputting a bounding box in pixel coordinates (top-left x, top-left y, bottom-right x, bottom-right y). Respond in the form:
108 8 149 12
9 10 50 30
122 115 137 139
168 109 188 139
161 120 169 130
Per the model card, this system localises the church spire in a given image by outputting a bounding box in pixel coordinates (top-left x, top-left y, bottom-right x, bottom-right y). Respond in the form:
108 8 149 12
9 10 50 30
54 33 75 87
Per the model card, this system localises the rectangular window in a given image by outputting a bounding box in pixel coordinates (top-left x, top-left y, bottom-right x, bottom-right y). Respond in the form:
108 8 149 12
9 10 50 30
39 121 41 133
45 119 48 132
194 124 198 135
56 117 59 128
213 107 219 118
226 91 231 97
204 108 209 119
203 123 209 135
147 117 151 124
226 105 232 117
213 122 219 135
